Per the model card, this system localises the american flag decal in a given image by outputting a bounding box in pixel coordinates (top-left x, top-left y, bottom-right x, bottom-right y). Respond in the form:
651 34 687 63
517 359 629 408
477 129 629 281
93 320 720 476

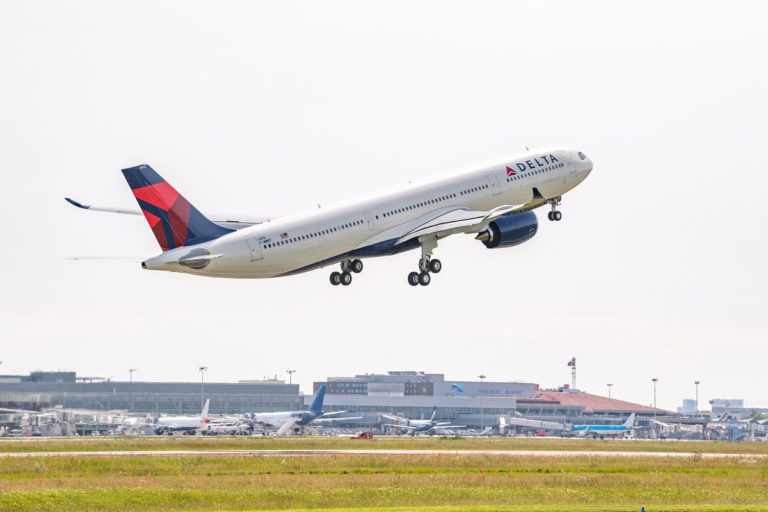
280 232 288 239
506 166 516 176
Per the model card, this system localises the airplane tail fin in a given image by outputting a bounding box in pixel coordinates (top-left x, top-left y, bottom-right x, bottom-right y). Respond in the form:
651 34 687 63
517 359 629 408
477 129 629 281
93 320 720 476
309 385 326 414
430 406 437 422
121 165 232 251
624 413 635 428
201 399 210 420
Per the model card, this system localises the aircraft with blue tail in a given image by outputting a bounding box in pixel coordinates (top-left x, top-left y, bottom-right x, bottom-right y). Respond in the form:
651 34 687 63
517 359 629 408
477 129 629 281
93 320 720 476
66 147 592 286
244 385 362 435
570 413 636 438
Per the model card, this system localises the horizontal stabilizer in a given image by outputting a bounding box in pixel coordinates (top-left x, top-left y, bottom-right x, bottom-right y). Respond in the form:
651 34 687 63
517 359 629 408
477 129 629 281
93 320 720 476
65 197 267 231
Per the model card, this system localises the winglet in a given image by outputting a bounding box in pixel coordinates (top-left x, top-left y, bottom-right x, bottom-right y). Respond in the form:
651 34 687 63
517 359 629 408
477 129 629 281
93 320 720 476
65 197 89 209
201 399 210 420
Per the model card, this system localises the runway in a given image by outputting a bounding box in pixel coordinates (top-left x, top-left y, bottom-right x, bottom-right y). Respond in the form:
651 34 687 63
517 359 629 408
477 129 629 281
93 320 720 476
0 449 765 458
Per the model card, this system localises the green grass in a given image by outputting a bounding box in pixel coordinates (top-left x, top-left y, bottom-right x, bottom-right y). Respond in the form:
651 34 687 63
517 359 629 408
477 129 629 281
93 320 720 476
2 435 768 454
1 451 768 511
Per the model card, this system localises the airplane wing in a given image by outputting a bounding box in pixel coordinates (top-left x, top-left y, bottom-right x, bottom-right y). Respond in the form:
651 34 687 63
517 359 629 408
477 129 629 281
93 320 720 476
432 424 465 429
380 414 407 422
318 410 350 417
65 197 269 230
394 199 548 245
312 416 364 423
382 424 418 430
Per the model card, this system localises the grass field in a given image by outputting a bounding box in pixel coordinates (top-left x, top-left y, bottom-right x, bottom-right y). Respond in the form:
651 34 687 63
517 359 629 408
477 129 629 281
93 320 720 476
2 435 768 454
1 437 768 511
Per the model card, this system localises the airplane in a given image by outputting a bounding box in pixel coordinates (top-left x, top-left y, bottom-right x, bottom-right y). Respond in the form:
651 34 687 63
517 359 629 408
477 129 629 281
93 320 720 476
154 399 210 435
243 385 362 435
381 406 464 434
66 147 593 286
569 413 635 439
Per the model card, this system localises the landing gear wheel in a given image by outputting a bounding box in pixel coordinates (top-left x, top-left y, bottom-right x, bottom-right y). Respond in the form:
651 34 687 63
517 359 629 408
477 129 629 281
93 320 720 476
340 271 352 286
407 272 420 286
547 211 554 221
553 211 562 221
418 272 431 286
350 259 363 273
428 259 442 274
330 272 341 286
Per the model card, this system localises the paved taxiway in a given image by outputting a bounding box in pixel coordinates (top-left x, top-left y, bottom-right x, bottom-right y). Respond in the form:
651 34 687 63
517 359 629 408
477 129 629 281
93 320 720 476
0 449 764 458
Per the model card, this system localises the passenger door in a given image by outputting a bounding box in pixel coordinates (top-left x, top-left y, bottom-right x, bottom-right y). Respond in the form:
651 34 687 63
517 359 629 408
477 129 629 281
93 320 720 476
245 237 264 262
484 172 502 196
364 211 375 231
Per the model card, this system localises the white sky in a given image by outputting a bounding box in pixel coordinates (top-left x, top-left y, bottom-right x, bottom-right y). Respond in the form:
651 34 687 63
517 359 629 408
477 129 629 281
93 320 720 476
1 1 766 411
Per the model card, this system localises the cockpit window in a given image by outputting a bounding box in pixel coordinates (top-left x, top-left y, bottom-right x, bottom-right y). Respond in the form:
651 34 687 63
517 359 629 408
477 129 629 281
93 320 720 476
578 151 586 160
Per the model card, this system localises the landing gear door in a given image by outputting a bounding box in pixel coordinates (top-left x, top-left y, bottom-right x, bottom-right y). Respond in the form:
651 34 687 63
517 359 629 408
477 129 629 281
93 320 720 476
364 211 375 231
484 173 502 196
245 237 264 262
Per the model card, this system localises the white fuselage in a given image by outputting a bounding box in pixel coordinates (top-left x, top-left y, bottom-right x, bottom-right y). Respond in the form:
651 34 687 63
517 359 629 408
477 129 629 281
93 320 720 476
143 147 592 278
155 416 208 431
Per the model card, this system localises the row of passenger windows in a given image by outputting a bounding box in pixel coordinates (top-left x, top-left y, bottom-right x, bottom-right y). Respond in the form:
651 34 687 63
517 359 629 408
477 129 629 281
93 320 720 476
460 183 489 196
265 171 540 249
506 162 564 183
382 193 458 218
264 219 365 249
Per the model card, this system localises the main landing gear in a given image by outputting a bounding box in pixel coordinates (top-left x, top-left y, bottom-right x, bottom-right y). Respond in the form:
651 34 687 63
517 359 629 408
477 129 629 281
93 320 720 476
330 259 363 286
408 236 441 287
547 196 562 222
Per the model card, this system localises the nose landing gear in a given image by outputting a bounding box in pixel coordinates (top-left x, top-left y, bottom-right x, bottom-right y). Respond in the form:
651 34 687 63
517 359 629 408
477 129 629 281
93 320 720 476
330 259 363 286
547 196 562 221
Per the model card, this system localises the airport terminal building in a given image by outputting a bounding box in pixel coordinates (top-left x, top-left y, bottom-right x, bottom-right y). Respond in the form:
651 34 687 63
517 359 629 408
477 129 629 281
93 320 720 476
1 369 667 430
0 371 301 415
311 371 665 430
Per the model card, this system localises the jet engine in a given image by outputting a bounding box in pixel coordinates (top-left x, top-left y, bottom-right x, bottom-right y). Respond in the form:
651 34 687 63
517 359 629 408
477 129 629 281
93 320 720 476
475 211 538 249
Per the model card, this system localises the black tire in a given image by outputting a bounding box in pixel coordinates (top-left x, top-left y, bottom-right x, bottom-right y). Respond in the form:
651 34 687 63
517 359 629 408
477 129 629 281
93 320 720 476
554 211 562 221
547 211 554 221
330 272 341 285
428 259 442 273
407 271 420 286
351 259 363 273
418 272 431 286
340 271 352 286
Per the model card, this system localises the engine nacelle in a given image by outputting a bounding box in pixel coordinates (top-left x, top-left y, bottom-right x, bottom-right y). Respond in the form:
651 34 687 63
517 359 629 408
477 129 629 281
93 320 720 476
476 211 538 249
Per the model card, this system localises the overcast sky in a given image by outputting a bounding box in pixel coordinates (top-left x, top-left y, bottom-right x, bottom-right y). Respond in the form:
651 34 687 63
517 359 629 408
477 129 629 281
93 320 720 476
1 1 766 411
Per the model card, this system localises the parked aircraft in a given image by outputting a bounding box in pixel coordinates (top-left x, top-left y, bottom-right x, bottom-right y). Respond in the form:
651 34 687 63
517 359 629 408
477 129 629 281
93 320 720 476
381 406 464 434
244 385 361 435
570 413 635 438
67 147 593 286
154 399 210 435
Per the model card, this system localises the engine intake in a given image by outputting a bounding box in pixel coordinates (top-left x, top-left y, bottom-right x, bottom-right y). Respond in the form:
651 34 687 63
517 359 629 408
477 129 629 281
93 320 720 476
476 211 538 249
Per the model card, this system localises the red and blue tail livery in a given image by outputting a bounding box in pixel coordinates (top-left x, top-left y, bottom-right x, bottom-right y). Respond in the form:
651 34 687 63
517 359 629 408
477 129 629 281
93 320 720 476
121 165 232 251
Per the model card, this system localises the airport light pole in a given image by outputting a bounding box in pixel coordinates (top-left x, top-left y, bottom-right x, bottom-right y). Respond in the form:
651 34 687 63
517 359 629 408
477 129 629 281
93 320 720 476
129 368 137 412
199 366 208 411
287 370 296 385
652 378 658 416
478 374 486 431
607 383 613 398
695 380 700 413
